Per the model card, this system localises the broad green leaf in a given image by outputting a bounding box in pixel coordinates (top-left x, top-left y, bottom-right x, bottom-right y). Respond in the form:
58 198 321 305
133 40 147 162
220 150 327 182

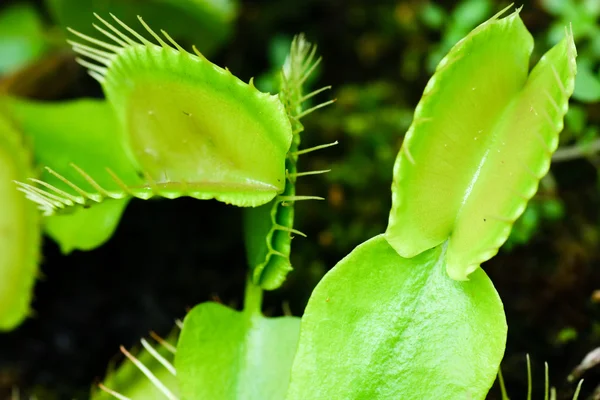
92 331 179 400
45 198 130 253
386 7 577 280
176 301 300 400
66 15 293 209
0 2 47 75
45 0 238 56
0 112 40 330
287 234 506 400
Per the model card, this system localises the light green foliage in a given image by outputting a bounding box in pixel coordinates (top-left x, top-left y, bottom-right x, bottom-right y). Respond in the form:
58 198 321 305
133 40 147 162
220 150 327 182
45 0 238 56
0 2 47 75
176 286 301 400
244 35 332 290
542 0 599 45
7 98 139 251
92 331 179 400
0 112 40 330
424 0 493 72
287 235 506 399
573 59 600 102
541 0 600 104
17 15 293 213
386 7 577 280
505 174 563 249
45 199 129 253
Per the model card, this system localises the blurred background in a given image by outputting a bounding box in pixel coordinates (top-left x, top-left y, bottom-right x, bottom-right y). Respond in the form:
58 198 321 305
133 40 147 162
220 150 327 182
1 0 600 398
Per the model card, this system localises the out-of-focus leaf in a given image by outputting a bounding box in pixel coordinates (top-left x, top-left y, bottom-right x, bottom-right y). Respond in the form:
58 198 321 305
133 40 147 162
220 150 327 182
566 105 587 134
0 111 40 330
420 3 446 30
45 198 130 254
45 0 238 55
573 61 600 103
0 3 47 75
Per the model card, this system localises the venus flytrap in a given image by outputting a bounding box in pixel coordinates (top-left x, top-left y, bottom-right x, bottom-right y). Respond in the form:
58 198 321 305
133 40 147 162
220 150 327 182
7 5 579 399
386 5 577 281
0 1 242 333
287 5 576 399
17 13 293 214
86 31 329 400
0 12 293 331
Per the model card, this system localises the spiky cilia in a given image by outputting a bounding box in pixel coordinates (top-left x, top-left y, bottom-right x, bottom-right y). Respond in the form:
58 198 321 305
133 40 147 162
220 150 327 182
244 34 335 290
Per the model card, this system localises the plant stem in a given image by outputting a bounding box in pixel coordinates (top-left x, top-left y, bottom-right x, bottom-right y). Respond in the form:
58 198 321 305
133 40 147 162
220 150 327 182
552 139 600 162
243 275 263 316
498 368 510 400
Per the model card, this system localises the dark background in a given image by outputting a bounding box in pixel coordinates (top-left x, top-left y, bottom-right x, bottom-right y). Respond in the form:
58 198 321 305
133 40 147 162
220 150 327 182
1 0 600 398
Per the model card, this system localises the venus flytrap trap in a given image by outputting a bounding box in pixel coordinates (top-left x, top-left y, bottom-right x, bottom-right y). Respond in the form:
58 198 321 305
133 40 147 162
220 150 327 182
386 5 576 281
18 13 292 213
244 35 335 290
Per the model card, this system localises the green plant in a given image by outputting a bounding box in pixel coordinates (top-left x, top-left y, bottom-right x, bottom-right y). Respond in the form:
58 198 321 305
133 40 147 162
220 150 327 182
0 0 240 332
0 3 582 400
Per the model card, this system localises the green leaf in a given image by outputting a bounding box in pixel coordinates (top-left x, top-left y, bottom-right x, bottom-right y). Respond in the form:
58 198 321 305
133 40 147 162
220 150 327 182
287 235 506 399
8 98 132 252
45 0 238 56
573 60 600 103
0 111 40 330
68 15 293 209
0 2 47 75
45 198 130 253
386 7 577 280
176 301 300 400
7 97 146 211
